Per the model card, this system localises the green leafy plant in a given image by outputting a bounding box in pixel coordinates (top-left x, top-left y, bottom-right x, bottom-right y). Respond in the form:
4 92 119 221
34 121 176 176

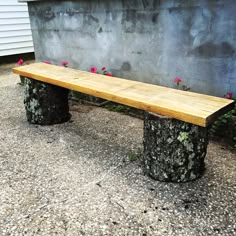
106 104 125 112
211 95 236 148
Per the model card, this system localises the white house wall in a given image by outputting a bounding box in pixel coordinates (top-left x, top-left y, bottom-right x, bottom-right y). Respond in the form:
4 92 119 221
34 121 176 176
0 0 33 56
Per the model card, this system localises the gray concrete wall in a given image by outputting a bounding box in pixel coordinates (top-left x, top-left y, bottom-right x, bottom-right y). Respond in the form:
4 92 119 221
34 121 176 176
27 0 236 96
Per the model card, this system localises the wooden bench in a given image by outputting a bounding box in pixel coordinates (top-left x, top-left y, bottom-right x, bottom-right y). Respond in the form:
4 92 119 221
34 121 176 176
13 63 234 182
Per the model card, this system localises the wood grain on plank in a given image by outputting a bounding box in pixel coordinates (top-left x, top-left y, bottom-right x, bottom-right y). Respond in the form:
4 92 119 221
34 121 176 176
13 63 234 127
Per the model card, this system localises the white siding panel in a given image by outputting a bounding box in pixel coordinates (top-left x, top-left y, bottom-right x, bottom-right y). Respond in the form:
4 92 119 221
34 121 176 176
0 29 32 38
0 35 32 44
0 0 26 5
0 11 29 19
0 40 33 50
0 47 33 56
0 23 31 31
0 0 34 56
0 17 30 24
0 5 28 12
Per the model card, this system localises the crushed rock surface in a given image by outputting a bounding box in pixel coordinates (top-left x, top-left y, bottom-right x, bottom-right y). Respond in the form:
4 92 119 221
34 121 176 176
0 62 235 236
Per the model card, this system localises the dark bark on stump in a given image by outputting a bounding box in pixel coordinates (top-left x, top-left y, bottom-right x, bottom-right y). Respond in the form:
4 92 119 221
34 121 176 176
24 78 71 125
143 112 209 182
20 75 25 85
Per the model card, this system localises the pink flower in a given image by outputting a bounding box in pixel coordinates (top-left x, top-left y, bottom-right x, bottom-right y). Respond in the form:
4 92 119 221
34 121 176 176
17 59 24 66
174 77 182 83
44 61 51 64
105 73 113 77
90 67 98 73
101 67 106 71
61 61 68 67
225 92 233 99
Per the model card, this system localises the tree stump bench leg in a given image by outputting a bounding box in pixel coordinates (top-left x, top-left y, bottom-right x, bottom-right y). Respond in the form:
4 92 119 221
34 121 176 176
143 112 209 182
24 78 71 125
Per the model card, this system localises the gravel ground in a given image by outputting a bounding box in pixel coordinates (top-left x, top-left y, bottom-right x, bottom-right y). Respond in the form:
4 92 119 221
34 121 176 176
0 63 235 236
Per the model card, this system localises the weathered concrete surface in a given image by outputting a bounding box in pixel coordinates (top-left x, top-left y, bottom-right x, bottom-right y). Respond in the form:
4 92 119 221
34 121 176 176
0 63 236 235
25 0 236 96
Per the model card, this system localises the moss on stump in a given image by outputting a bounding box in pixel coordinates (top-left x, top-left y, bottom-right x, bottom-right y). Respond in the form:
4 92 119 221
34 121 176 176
24 78 71 125
143 112 209 182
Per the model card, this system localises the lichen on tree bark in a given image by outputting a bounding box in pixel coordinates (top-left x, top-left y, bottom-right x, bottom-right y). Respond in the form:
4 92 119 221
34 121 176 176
24 78 71 125
143 112 209 182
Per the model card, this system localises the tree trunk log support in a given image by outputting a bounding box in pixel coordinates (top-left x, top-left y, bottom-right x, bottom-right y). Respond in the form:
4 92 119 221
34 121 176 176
24 78 71 125
143 112 209 182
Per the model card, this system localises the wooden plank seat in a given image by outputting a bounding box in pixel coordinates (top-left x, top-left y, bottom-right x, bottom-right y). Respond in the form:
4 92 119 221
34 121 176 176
13 63 234 182
13 63 233 127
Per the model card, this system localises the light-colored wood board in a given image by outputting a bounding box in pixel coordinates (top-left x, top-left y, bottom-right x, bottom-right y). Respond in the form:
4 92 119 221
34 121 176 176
13 63 235 127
